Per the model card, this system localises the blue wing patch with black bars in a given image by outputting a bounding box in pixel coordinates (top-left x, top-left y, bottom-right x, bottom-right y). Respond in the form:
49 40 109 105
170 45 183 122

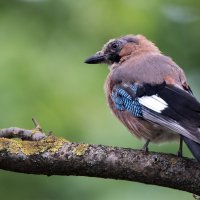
111 85 143 117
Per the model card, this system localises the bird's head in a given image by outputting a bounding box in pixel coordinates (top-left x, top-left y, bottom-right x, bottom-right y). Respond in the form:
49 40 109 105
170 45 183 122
85 34 160 67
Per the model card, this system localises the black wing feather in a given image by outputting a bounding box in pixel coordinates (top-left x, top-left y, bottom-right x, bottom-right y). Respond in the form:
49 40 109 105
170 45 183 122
147 83 200 143
125 82 200 144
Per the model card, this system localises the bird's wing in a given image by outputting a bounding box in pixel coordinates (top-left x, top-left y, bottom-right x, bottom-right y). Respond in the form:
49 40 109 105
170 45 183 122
111 82 200 144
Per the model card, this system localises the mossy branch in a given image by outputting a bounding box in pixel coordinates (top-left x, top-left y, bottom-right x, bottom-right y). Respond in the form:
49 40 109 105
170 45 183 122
0 124 200 196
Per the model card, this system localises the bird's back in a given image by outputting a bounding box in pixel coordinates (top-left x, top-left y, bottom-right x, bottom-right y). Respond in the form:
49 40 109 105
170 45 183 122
111 53 187 87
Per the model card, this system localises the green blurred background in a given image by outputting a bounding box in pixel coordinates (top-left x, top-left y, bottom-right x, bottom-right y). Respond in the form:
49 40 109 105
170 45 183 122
0 0 200 199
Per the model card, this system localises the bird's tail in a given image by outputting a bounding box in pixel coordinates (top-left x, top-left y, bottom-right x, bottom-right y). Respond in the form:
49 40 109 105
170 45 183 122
182 136 200 161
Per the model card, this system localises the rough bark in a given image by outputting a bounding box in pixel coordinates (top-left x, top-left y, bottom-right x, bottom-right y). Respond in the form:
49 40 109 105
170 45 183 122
0 126 200 196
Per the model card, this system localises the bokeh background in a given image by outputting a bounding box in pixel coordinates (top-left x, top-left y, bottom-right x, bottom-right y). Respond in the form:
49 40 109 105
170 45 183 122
0 0 200 199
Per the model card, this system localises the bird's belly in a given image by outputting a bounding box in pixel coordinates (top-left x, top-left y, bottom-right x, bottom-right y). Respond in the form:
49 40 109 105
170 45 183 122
112 109 179 144
104 73 179 144
146 123 179 143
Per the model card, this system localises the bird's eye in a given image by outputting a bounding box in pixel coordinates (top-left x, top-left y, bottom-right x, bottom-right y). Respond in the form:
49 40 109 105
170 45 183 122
111 42 119 49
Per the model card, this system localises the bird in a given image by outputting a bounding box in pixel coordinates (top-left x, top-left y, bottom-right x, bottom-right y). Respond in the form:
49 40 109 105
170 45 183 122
85 34 200 161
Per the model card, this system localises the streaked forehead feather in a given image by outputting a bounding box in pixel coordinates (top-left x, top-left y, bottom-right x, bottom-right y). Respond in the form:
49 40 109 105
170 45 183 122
102 39 116 50
102 35 140 50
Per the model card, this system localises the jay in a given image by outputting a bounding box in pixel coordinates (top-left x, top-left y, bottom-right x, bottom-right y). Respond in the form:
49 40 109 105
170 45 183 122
85 34 200 161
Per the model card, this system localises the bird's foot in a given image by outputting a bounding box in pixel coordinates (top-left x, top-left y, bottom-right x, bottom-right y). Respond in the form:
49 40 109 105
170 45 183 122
141 146 149 153
176 149 183 157
141 140 150 153
177 137 183 157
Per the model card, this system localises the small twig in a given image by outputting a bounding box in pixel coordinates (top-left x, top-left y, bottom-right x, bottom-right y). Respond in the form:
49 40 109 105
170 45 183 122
48 131 53 136
0 118 46 141
32 117 42 131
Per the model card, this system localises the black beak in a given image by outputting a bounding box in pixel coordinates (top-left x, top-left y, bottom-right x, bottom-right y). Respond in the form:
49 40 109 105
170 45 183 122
84 53 106 64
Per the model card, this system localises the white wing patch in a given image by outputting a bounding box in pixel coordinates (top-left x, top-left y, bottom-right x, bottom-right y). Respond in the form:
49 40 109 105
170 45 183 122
138 95 168 113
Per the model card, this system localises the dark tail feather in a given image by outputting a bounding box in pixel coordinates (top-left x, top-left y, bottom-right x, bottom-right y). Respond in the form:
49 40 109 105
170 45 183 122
182 136 200 161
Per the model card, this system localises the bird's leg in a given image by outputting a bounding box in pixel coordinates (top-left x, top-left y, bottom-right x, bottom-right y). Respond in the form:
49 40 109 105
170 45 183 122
177 136 183 157
141 139 150 152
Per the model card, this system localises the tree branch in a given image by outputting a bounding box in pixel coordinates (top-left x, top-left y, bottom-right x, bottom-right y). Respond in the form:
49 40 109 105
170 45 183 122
0 126 200 196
